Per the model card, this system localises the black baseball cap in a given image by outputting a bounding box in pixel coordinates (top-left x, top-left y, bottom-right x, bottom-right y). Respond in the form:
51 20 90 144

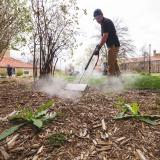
93 9 103 17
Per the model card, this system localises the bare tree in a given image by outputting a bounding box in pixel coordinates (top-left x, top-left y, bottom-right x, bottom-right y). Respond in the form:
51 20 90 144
114 19 135 59
30 0 80 77
0 0 32 61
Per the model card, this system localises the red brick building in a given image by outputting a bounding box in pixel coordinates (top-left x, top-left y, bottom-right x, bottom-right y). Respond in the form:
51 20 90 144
0 50 33 77
121 51 160 73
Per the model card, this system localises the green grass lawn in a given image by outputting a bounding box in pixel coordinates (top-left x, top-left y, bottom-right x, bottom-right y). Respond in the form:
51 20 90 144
81 73 160 89
124 74 160 89
54 71 77 82
85 73 160 89
55 70 160 89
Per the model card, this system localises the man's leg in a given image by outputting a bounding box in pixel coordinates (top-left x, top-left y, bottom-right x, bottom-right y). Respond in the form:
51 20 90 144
107 46 119 76
114 47 121 76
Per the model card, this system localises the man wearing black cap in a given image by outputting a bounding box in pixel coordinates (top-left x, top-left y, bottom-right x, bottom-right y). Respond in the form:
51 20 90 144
93 9 121 76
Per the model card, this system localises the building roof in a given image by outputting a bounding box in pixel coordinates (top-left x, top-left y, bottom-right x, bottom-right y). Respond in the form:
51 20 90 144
0 57 33 69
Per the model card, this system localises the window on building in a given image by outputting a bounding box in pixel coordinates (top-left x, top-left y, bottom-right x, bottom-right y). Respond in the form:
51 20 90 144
24 70 29 74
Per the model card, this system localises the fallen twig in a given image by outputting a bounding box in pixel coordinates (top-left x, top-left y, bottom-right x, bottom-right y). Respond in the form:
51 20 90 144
136 149 147 160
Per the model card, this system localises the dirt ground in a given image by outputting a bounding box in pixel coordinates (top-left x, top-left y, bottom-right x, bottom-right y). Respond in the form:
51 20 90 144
0 78 160 160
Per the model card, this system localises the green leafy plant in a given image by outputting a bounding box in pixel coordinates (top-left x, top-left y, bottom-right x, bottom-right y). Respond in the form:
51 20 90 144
0 100 56 141
115 96 127 111
114 98 160 125
47 133 67 148
9 100 55 128
0 123 25 141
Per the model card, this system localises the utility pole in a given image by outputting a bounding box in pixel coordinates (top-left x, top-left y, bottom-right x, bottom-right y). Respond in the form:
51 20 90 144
148 44 151 74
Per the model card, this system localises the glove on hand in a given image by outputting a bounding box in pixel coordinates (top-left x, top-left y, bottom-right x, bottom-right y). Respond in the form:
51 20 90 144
93 44 101 55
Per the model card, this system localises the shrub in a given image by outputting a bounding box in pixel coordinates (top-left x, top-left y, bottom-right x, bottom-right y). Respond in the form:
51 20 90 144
0 69 7 77
16 69 23 76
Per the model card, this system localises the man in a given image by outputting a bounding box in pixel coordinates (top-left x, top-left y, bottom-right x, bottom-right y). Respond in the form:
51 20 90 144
93 9 121 76
7 64 12 77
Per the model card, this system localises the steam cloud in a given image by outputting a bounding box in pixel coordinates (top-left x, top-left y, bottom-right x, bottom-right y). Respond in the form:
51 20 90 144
35 76 82 100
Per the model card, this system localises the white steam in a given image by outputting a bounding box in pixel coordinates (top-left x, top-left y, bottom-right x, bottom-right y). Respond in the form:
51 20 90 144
100 76 124 93
35 76 82 100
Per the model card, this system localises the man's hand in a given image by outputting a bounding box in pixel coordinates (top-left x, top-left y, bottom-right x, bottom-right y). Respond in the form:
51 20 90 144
93 44 101 55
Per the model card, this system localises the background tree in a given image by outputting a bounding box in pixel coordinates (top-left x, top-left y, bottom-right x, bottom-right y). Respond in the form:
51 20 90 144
0 0 32 61
140 45 148 70
30 0 82 77
114 18 135 60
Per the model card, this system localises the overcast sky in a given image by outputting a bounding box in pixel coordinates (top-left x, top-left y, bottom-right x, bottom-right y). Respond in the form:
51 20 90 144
11 0 160 62
77 0 160 54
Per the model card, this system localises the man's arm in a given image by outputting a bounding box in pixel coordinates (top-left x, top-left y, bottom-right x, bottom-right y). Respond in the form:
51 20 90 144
93 32 108 55
99 32 108 48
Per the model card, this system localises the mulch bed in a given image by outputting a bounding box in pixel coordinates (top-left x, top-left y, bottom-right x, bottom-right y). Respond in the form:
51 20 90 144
0 79 160 160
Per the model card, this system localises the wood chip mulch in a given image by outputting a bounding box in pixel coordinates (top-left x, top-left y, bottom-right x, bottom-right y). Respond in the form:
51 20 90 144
0 79 160 160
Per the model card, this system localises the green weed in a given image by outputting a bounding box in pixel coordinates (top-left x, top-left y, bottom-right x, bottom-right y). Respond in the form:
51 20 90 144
47 133 67 148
